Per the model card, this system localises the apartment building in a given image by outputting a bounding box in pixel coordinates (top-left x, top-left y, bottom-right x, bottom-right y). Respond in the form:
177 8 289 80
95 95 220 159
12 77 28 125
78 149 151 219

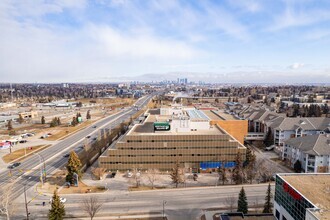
99 106 246 172
267 117 330 146
274 173 330 220
283 134 330 173
245 109 330 146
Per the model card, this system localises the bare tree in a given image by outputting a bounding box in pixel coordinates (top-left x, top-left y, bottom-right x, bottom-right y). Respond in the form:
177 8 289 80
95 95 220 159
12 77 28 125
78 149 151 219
91 167 106 180
82 196 103 220
130 167 141 188
218 162 228 185
0 181 15 219
256 159 275 183
224 195 236 212
146 169 159 189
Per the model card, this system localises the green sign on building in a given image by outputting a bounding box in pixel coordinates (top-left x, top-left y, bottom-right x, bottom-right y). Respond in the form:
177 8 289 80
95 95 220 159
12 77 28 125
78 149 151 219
154 122 170 131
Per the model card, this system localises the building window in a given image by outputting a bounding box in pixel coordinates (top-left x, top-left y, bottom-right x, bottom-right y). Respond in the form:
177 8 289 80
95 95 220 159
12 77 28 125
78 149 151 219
275 210 280 219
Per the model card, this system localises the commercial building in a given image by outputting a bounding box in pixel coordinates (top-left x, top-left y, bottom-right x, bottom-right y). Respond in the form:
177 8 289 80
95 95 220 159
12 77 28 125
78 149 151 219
19 111 38 119
274 173 330 220
283 134 330 173
99 106 246 172
203 109 248 145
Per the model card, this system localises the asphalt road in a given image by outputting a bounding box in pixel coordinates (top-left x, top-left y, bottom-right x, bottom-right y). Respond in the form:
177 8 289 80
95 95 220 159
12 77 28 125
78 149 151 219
0 94 154 200
22 184 274 220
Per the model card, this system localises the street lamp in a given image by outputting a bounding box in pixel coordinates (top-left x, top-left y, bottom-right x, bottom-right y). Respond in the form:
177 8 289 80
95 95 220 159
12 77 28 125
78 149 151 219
24 177 32 220
33 153 46 185
162 200 167 219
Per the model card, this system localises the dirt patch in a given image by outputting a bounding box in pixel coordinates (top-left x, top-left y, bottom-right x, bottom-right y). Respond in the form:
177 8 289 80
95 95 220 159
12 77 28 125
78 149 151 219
2 144 51 163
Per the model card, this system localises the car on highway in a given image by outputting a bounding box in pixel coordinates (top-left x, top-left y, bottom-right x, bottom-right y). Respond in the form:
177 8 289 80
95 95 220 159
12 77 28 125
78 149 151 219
8 162 21 169
50 197 67 203
92 125 97 128
63 153 70 158
19 140 27 143
86 135 91 138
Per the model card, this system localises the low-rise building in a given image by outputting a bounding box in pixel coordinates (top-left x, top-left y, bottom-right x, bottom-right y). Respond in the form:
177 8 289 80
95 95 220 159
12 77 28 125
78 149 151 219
283 134 330 173
99 106 246 172
274 173 330 220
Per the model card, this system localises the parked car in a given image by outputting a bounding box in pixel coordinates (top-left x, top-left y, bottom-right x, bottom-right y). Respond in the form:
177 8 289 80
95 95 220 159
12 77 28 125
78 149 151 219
50 197 66 203
19 140 27 143
111 172 116 178
265 145 275 151
8 162 21 169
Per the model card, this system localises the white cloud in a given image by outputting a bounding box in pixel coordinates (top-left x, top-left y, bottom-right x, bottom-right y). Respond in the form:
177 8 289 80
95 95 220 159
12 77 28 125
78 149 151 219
91 25 199 59
227 0 262 12
289 62 305 69
270 1 330 31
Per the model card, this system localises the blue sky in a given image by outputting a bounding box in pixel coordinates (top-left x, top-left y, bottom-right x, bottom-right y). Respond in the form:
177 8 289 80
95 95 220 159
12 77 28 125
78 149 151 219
1 0 330 83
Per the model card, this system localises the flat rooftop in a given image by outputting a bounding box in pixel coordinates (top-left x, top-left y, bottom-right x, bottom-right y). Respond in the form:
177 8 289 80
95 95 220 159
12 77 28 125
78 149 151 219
280 174 330 219
202 110 237 120
129 114 225 136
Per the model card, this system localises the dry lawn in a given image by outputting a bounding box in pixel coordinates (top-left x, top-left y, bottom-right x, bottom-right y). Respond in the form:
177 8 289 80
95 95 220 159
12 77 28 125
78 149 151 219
44 170 105 194
2 144 51 163
46 120 94 141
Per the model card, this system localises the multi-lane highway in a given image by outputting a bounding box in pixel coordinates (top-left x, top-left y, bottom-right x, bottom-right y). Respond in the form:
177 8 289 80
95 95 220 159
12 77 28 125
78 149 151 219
22 184 273 219
0 94 154 200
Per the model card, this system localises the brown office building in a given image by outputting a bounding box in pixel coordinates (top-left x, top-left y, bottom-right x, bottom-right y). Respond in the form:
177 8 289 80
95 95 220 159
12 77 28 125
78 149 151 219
99 106 246 172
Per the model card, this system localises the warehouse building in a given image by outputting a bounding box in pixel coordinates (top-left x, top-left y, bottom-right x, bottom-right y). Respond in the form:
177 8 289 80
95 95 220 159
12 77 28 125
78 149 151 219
99 106 246 172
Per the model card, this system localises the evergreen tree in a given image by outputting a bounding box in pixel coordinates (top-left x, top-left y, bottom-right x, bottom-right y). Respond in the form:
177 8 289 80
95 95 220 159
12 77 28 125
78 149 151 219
18 114 24 124
41 116 45 124
170 161 184 188
66 151 82 184
294 160 302 173
71 117 77 126
48 189 65 220
7 120 13 131
264 128 274 147
232 153 244 184
263 183 273 213
86 110 91 120
237 187 248 214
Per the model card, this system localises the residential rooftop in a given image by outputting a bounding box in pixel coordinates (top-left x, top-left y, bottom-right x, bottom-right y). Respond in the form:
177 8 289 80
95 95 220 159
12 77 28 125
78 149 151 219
280 174 330 219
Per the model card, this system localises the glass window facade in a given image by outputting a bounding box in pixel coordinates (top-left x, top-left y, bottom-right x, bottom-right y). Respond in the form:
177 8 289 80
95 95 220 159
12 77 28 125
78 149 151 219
275 177 315 220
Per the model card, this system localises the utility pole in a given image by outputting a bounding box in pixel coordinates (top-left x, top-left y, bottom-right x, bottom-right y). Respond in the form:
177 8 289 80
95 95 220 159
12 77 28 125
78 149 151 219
24 177 31 220
24 185 29 220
